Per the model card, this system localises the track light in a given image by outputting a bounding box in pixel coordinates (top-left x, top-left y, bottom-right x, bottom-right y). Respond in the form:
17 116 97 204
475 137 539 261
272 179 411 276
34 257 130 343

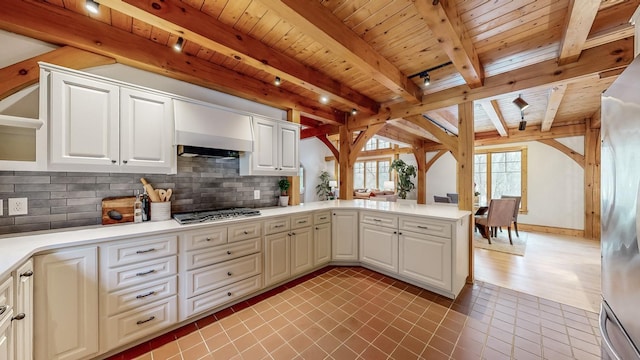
420 72 430 86
86 0 100 14
173 37 184 52
274 76 281 86
320 96 329 104
518 111 527 131
351 109 357 115
513 94 529 111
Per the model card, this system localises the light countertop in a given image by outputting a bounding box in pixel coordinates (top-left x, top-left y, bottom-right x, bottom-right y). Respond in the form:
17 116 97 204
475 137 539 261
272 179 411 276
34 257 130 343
0 200 470 278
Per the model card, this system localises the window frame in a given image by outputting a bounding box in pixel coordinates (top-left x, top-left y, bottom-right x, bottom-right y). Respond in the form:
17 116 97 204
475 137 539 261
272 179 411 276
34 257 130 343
353 157 392 190
474 146 528 214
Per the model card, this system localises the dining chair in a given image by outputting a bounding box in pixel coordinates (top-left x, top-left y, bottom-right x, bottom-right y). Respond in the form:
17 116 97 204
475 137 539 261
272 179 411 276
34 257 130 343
446 193 459 204
434 195 451 203
474 198 517 244
501 195 522 237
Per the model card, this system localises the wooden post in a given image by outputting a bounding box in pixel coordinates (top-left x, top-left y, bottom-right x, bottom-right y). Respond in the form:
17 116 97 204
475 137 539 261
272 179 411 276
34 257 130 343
585 117 601 239
339 125 353 200
413 140 426 204
287 109 301 205
457 102 475 283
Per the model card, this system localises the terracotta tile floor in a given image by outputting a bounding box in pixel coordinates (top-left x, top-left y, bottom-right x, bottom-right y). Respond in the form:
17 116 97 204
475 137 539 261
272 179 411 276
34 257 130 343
108 266 601 359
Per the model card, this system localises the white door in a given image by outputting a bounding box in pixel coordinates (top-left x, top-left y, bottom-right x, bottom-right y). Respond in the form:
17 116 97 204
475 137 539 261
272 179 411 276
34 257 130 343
120 88 173 172
313 223 331 266
35 247 99 360
50 71 119 166
360 224 398 273
252 116 278 172
278 122 299 173
332 211 358 261
14 260 33 360
399 231 452 291
263 233 291 287
291 227 313 276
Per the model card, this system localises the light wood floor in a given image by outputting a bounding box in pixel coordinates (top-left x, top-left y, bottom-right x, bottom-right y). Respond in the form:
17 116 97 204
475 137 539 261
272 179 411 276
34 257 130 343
473 230 601 313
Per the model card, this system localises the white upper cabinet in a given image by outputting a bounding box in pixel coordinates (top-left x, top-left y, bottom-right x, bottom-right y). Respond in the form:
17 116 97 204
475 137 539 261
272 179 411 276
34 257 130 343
239 115 299 176
42 63 176 174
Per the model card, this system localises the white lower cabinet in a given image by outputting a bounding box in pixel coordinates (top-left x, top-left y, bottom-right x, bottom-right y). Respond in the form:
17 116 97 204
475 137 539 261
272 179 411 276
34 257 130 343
331 210 358 261
13 260 33 360
34 247 99 360
290 227 313 276
399 231 452 291
263 232 291 287
360 224 398 273
313 223 331 266
0 277 14 360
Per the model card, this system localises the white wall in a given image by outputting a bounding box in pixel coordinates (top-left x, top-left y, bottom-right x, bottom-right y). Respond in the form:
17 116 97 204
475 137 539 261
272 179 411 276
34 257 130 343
426 151 457 203
299 137 333 203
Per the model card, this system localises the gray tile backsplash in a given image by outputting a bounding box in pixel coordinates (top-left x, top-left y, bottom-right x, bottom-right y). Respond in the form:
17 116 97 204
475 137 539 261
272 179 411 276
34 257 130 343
0 157 281 235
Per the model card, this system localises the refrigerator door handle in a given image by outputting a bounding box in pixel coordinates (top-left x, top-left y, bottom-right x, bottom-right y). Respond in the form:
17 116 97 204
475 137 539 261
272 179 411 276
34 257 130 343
601 303 624 360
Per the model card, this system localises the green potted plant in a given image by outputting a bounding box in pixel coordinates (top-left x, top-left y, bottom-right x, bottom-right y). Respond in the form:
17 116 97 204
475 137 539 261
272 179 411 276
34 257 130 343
316 171 332 200
278 178 290 206
390 159 417 199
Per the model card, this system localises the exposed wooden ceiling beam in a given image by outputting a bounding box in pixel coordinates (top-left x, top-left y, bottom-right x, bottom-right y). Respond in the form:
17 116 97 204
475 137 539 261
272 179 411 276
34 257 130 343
300 124 339 139
403 115 459 155
97 0 379 116
426 110 459 135
414 0 484 88
475 123 586 146
558 0 600 65
349 123 386 164
478 100 508 136
259 0 422 104
541 84 567 132
376 124 423 147
585 0 638 50
0 0 338 121
316 135 339 162
0 46 114 100
349 38 633 129
590 108 601 129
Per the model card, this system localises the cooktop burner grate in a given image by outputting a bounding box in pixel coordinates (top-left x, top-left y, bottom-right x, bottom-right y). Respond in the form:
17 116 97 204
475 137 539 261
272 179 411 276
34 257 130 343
173 208 261 224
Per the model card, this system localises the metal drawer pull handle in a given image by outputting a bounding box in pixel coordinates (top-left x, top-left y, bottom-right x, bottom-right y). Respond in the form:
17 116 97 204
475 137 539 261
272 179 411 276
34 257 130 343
20 270 34 277
227 292 232 297
136 316 156 325
373 218 382 222
243 230 249 234
123 160 128 164
136 291 156 299
315 227 319 230
275 224 284 228
136 269 156 276
136 248 156 254
227 272 232 276
227 251 232 255
12 313 25 321
298 220 307 223
111 160 117 164
417 225 429 229
206 237 212 241
0 305 6 316
320 217 327 220
291 232 296 235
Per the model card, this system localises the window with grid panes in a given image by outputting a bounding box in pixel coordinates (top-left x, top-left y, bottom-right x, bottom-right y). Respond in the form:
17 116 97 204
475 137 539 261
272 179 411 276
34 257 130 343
473 147 527 212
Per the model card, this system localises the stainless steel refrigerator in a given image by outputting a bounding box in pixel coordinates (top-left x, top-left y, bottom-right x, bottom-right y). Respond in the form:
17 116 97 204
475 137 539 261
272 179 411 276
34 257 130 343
600 55 640 360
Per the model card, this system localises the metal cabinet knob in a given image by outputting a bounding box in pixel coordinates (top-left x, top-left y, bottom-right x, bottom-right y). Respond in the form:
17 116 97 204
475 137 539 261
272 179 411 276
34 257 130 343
123 160 128 164
111 160 117 164
20 270 34 277
227 292 232 296
227 272 232 276
12 313 26 321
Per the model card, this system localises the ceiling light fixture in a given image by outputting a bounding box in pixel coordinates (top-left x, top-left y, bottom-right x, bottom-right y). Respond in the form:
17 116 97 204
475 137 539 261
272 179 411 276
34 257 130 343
513 94 530 111
86 0 100 14
351 109 357 115
173 37 184 52
274 76 281 86
407 61 453 87
421 72 431 86
320 96 329 104
518 111 527 131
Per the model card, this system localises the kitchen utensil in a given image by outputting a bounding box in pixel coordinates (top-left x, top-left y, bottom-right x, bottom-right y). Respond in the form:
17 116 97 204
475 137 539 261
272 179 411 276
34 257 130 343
101 196 136 224
140 178 161 202
157 189 168 202
165 189 173 201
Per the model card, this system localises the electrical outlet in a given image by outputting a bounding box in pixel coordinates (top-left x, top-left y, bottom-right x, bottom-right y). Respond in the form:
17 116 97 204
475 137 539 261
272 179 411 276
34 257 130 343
254 190 260 200
0 199 3 216
8 198 28 216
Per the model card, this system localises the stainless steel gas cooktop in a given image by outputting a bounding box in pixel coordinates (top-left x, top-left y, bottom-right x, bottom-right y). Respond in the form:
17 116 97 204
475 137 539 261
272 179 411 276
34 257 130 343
173 208 261 225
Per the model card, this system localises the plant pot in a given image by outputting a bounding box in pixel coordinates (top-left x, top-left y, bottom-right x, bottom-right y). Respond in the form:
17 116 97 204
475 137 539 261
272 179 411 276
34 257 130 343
279 196 289 207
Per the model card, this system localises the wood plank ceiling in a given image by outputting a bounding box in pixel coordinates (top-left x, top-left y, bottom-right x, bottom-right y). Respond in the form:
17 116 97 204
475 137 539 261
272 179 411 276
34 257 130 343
0 0 638 147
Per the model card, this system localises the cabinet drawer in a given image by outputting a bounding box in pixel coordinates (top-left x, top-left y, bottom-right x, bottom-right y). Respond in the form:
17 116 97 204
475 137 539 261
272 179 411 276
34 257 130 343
0 277 12 323
228 222 262 243
360 211 398 228
104 295 177 350
314 211 331 225
105 235 178 268
182 275 262 320
186 254 261 298
185 237 261 270
105 256 177 291
264 217 290 235
106 276 177 316
399 216 452 238
291 213 312 229
184 226 228 251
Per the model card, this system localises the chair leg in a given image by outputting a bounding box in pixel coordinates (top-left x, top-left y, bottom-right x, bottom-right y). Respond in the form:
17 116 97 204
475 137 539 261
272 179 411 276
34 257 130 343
514 222 519 237
507 226 513 245
486 225 491 244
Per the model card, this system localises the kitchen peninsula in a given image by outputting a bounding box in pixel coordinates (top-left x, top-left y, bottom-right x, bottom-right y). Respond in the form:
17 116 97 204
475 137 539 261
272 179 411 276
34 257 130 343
0 200 469 360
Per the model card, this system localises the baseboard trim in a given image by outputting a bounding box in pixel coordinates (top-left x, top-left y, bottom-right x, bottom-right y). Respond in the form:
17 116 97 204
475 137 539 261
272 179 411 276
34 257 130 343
517 223 584 237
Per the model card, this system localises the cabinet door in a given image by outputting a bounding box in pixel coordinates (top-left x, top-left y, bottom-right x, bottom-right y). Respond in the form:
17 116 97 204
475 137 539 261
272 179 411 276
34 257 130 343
35 247 99 360
399 231 452 291
50 71 119 167
0 311 13 360
291 227 313 276
278 122 299 174
360 224 398 273
252 116 278 172
14 260 33 360
120 88 174 172
331 211 358 261
314 223 331 266
263 233 290 287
